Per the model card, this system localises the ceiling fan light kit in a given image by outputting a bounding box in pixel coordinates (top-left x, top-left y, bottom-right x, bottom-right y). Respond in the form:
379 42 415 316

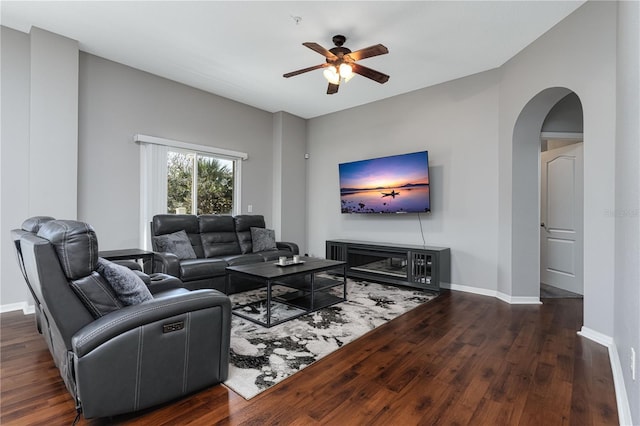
322 63 354 85
283 34 389 95
322 66 340 85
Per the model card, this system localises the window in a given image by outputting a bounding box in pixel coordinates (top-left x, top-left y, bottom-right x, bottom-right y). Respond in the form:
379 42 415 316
167 150 234 215
136 134 247 249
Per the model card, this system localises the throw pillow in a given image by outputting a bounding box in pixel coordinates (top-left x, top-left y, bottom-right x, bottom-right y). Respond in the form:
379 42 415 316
96 258 153 306
152 230 197 260
70 272 124 318
251 227 277 252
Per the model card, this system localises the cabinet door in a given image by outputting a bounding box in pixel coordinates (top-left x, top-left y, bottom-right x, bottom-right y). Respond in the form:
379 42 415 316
408 251 434 287
326 242 347 262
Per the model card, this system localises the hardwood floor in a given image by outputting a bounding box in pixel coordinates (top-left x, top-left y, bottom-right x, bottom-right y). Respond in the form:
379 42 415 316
1 290 618 425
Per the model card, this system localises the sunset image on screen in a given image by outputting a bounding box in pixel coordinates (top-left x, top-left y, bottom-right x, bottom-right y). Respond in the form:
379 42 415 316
339 151 430 214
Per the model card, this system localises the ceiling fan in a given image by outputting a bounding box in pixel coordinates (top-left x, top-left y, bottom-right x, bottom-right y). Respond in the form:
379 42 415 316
283 35 389 95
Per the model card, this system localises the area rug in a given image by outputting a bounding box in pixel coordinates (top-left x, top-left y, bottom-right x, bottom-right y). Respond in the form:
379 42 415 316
223 278 437 399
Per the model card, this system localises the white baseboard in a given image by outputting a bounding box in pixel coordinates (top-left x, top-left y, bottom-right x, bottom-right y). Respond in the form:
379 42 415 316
442 283 542 305
0 302 35 315
578 326 614 346
578 327 633 426
496 292 542 305
608 344 634 426
442 282 497 298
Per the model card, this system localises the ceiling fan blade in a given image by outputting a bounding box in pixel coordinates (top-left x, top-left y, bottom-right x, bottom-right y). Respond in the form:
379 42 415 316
351 63 390 84
327 83 340 95
303 42 338 61
283 63 328 78
345 44 389 62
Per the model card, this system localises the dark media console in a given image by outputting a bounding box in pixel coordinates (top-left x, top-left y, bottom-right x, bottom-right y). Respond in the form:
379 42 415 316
325 240 450 292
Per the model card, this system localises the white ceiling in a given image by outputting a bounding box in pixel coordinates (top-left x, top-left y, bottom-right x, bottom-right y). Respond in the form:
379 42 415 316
1 1 585 119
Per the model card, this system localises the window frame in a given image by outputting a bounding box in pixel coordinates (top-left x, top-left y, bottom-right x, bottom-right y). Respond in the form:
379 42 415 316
135 134 247 249
167 148 237 215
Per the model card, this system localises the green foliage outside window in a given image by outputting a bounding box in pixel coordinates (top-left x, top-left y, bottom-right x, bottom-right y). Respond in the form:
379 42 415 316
167 152 193 214
167 151 233 215
196 156 233 214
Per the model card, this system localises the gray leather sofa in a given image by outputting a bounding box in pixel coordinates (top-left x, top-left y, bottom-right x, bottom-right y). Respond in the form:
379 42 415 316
151 214 299 293
17 219 231 419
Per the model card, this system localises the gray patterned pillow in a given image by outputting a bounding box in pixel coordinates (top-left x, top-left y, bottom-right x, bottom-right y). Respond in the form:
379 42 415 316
96 258 153 306
152 230 197 259
251 227 277 252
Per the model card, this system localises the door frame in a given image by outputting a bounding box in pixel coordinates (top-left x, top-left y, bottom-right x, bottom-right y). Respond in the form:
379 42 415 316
539 136 584 295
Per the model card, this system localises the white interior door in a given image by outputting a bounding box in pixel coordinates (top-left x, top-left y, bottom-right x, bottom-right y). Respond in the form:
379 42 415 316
540 142 584 295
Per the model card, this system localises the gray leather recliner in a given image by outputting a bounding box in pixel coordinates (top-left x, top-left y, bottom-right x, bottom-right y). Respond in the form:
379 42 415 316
11 215 56 333
17 219 231 419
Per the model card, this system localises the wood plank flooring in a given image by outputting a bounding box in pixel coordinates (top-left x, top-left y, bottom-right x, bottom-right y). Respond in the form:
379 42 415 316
0 290 618 425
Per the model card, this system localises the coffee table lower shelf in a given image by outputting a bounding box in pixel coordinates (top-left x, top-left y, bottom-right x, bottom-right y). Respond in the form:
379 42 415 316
232 286 344 328
275 289 344 311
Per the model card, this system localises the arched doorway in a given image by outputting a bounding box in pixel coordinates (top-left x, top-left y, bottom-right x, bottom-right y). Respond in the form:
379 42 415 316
539 93 584 298
510 87 584 302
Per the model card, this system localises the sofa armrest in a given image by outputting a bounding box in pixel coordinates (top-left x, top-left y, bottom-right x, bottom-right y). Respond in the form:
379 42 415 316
112 259 142 271
152 251 180 277
72 289 230 357
277 241 299 255
71 289 231 418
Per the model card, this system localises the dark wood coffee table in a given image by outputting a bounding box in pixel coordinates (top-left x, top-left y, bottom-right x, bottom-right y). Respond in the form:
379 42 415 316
225 257 347 327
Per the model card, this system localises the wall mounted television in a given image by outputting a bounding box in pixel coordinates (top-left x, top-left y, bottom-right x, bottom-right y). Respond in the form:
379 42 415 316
339 150 430 214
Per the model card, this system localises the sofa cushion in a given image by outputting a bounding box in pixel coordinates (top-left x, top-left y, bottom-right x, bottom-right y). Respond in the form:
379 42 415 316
70 272 124 318
152 214 198 235
179 258 228 281
96 258 153 306
250 227 277 252
199 215 241 257
153 230 197 260
234 215 266 254
152 214 204 258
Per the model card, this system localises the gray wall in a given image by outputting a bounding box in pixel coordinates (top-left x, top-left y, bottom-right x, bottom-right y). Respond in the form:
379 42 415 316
307 70 501 292
1 27 79 310
272 111 307 254
1 31 301 307
30 28 79 219
540 92 583 153
615 0 640 422
499 0 617 330
78 53 277 249
1 27 31 309
307 2 620 325
541 92 583 133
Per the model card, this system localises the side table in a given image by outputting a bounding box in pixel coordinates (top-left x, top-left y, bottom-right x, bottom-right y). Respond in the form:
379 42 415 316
99 249 155 273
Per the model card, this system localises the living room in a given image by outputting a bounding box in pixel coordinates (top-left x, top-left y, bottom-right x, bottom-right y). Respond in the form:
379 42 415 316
1 1 638 425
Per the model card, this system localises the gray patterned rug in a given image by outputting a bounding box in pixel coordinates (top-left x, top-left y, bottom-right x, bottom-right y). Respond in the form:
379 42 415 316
223 278 437 399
